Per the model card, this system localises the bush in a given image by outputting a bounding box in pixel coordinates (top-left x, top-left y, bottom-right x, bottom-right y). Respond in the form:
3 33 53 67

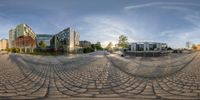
11 47 20 53
83 47 94 53
33 48 61 56
5 48 10 52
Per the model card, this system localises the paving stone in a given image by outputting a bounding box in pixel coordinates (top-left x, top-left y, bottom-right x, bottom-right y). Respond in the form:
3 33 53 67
0 51 199 99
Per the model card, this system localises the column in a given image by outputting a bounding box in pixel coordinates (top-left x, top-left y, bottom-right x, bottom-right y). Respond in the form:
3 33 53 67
31 48 33 53
156 43 161 51
146 42 149 51
20 48 22 53
144 43 146 51
24 48 27 53
133 43 137 51
131 43 134 51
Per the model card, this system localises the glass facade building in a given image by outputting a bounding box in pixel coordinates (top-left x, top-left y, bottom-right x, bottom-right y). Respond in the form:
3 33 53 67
36 34 53 48
51 27 79 53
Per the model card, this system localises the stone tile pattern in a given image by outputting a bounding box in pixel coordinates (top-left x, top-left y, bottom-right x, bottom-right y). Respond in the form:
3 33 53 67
0 51 199 99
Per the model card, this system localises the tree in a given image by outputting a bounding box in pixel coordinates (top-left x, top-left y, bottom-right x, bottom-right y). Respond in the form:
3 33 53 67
39 41 46 49
192 44 197 50
167 47 173 50
95 41 103 50
118 35 128 49
91 44 96 50
106 42 113 52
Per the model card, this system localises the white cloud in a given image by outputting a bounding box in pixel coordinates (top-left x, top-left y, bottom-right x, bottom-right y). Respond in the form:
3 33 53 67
124 2 200 10
81 15 136 47
184 14 200 27
159 28 200 48
124 2 200 48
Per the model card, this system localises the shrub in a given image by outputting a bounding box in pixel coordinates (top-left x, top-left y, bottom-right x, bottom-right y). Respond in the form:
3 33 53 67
5 48 10 52
11 47 20 53
83 47 94 53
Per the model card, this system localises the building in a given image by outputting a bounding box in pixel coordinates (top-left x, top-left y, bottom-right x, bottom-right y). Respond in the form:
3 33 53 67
8 29 15 48
79 40 91 48
12 24 36 53
36 34 53 48
127 42 168 57
0 39 9 51
14 36 35 53
128 42 167 51
51 27 80 53
15 24 36 39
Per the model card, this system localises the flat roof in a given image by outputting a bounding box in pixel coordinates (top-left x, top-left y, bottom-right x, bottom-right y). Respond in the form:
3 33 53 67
129 42 167 44
36 34 53 37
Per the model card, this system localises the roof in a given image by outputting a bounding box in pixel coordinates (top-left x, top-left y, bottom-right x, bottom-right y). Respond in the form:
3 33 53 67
36 34 53 37
129 42 167 44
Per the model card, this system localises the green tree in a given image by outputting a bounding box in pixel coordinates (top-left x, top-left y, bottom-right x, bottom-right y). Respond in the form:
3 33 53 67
91 44 96 50
106 42 113 52
39 41 46 49
95 41 103 50
118 35 128 49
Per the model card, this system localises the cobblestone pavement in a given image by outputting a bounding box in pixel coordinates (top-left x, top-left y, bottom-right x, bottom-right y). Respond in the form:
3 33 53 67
0 51 200 100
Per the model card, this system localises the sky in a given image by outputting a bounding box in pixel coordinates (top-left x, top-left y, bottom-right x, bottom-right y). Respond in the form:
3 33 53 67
0 0 200 48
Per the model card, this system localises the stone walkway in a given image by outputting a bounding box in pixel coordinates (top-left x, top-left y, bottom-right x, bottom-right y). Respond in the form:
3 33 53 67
0 51 200 99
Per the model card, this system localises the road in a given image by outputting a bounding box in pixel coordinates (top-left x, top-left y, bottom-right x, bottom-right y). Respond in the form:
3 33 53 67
0 51 200 100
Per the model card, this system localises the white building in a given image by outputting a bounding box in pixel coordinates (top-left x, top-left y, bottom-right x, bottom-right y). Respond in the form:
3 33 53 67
128 42 167 52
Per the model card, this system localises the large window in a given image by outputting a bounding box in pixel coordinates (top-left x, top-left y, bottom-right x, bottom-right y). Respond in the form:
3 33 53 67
149 44 154 50
136 44 144 51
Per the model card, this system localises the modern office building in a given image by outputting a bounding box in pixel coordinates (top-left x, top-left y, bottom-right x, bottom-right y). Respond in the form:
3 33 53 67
127 42 168 57
12 24 36 53
51 27 80 53
128 42 167 51
79 40 91 48
15 24 36 39
36 34 53 48
0 39 9 51
14 36 36 53
8 29 16 48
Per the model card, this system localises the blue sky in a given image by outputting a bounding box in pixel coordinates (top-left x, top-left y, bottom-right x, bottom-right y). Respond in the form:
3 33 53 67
0 0 200 48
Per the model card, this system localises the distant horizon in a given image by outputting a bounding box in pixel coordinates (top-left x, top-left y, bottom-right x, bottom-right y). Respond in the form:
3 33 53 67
0 0 200 48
